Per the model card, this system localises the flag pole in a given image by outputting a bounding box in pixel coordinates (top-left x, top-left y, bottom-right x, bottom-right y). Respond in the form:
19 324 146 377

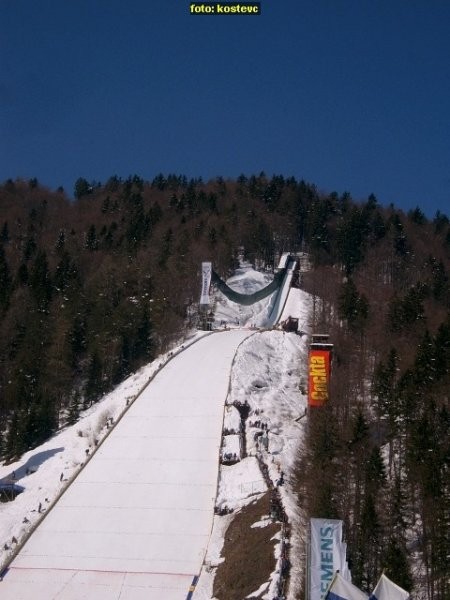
323 570 339 599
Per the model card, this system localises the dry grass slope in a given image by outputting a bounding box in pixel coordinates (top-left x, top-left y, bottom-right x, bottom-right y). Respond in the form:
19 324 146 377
213 492 281 600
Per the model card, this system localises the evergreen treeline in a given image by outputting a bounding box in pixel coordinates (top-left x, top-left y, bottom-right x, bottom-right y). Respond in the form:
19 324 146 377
297 200 449 598
0 173 449 598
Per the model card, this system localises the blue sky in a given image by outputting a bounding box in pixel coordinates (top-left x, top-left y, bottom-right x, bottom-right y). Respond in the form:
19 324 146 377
1 0 449 216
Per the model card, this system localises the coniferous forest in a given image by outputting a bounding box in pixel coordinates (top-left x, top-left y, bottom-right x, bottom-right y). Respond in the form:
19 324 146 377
0 174 449 598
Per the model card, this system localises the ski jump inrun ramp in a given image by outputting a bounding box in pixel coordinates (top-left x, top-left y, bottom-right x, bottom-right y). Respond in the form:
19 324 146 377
1 262 296 599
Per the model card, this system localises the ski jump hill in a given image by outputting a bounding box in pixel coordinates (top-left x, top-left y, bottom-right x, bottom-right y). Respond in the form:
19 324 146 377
0 259 297 600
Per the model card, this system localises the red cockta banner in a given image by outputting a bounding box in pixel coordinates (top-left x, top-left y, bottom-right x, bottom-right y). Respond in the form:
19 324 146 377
308 350 331 407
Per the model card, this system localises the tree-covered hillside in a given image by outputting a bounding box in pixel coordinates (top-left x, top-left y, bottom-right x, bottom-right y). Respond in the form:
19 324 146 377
0 173 449 598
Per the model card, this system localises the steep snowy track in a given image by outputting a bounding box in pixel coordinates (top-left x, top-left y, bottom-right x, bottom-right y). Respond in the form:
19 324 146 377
0 330 252 600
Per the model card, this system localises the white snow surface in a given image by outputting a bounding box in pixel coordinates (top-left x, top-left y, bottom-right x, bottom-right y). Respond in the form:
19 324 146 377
0 264 312 600
223 405 241 434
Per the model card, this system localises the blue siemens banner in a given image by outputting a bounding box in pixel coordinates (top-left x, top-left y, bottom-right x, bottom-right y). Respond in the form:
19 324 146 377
309 518 350 600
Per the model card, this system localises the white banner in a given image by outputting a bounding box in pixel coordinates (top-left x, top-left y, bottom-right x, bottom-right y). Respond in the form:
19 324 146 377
326 573 368 600
370 574 409 600
310 518 345 600
200 262 212 305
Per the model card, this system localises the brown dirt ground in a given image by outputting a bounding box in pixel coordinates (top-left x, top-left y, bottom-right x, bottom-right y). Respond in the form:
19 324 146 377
213 492 281 600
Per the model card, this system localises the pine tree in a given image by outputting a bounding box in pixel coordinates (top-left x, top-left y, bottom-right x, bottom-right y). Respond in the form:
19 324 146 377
30 395 58 447
0 246 12 309
17 261 29 285
429 258 449 304
306 407 340 518
336 207 368 274
30 250 52 311
348 408 370 525
68 314 87 370
54 251 79 292
413 330 436 391
1 221 10 243
372 349 400 459
85 224 99 250
4 411 25 461
387 473 409 538
84 351 103 407
381 539 412 593
134 309 154 362
55 229 66 250
66 391 81 426
357 493 380 589
338 279 369 331
74 177 91 199
387 284 427 332
408 206 426 225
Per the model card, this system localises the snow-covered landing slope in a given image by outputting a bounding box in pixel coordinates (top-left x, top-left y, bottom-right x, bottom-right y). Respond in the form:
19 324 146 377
0 330 251 600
